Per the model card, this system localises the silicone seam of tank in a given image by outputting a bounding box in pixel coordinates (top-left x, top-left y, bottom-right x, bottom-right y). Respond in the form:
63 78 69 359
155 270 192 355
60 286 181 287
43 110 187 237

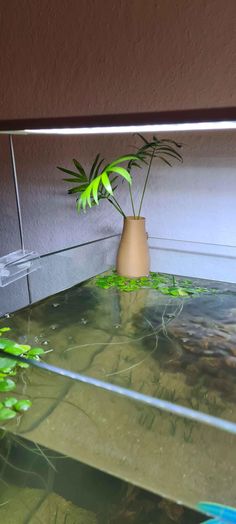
9 135 32 304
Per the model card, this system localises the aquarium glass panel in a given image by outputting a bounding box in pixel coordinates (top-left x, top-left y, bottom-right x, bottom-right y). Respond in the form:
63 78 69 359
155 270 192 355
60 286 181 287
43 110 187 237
0 430 204 524
0 272 235 514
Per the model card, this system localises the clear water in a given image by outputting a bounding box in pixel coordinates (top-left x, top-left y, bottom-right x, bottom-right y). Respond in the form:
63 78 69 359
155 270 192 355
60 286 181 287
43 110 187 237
0 432 203 523
0 273 236 520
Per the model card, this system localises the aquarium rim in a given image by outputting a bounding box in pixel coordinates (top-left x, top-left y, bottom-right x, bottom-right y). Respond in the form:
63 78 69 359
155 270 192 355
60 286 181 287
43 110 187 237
1 107 236 134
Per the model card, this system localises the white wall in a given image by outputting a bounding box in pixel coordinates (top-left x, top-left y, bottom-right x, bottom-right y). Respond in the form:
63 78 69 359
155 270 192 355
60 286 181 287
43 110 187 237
1 0 236 313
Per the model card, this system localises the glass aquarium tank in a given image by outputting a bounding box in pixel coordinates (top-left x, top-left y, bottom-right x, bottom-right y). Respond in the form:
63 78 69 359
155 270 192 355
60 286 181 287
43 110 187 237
0 109 236 522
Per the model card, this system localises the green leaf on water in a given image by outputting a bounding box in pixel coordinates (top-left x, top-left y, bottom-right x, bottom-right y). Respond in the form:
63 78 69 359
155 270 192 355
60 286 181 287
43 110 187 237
0 332 45 424
14 399 32 412
17 362 29 369
17 344 31 352
3 397 18 408
0 339 24 356
95 271 212 297
27 348 45 358
0 407 17 421
0 358 17 372
3 346 23 356
0 327 11 335
0 378 16 392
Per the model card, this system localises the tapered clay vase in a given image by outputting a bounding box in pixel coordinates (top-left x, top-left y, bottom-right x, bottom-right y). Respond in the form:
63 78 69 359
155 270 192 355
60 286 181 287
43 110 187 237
116 216 150 277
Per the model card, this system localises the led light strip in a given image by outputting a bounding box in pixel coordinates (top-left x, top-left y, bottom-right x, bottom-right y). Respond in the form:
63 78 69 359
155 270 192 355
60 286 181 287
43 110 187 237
4 120 236 135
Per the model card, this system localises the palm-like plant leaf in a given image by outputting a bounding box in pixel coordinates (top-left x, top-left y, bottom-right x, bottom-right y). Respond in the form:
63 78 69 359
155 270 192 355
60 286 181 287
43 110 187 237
136 134 183 165
101 172 113 194
106 166 132 182
59 138 183 218
72 158 86 176
59 156 106 205
91 176 102 204
89 153 103 181
134 134 183 217
59 154 141 213
77 155 137 212
57 167 87 181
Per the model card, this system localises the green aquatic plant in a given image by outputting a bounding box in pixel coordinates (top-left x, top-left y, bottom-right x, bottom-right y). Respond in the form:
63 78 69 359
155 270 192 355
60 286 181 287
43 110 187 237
0 327 45 421
59 135 183 218
95 271 210 297
183 418 196 443
188 397 200 411
205 396 225 418
138 408 155 430
0 398 32 421
188 390 225 418
160 387 179 404
169 415 178 436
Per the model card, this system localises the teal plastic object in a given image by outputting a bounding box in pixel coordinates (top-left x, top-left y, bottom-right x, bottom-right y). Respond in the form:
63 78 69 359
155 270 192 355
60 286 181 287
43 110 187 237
197 502 236 524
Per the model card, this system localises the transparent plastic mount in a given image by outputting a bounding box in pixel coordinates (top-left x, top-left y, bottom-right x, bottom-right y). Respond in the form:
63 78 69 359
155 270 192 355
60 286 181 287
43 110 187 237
0 249 41 286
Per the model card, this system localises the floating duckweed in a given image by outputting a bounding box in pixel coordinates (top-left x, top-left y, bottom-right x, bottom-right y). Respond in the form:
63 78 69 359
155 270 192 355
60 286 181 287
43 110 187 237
0 327 11 334
14 399 32 412
0 357 17 373
3 397 18 408
95 271 211 296
0 397 32 420
0 378 15 392
0 407 17 421
0 327 45 422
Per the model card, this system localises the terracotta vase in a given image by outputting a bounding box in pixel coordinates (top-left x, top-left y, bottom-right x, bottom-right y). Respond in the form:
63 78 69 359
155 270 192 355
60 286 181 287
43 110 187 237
116 216 150 278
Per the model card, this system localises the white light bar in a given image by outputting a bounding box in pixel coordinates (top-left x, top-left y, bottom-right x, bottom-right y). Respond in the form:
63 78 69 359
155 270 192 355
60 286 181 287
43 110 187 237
3 120 236 135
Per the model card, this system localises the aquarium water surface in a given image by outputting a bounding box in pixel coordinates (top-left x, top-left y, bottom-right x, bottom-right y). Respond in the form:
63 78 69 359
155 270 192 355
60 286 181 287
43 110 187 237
0 272 236 522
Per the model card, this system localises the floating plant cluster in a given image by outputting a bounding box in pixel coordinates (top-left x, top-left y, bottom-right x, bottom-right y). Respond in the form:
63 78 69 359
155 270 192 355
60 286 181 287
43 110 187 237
0 326 45 422
96 271 212 296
